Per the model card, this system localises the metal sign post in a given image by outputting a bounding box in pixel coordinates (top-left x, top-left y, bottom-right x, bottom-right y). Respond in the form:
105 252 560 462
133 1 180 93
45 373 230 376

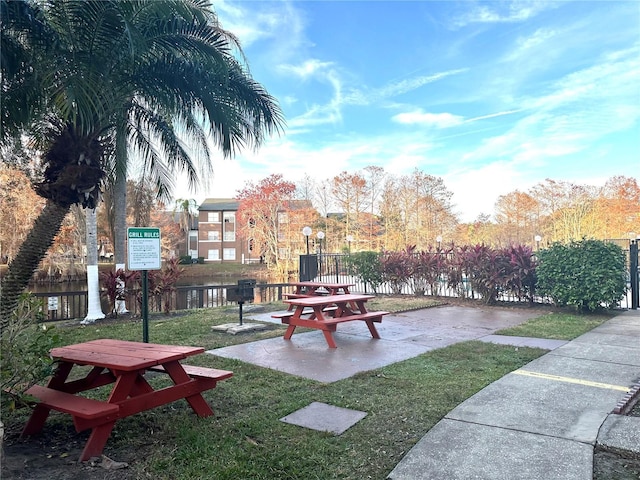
631 240 639 310
127 227 161 342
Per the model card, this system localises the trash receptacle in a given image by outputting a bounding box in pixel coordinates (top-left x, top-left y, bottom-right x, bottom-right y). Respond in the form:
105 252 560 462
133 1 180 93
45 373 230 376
299 254 318 282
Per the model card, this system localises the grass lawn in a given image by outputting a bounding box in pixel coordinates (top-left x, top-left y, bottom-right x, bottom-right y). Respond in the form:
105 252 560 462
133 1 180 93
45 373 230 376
494 311 612 340
2 299 612 479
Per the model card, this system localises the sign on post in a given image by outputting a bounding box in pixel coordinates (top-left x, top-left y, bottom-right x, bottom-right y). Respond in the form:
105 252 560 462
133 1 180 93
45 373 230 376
127 227 161 343
127 227 161 271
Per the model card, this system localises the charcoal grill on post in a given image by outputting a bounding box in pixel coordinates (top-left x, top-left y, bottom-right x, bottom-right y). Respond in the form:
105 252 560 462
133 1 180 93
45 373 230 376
226 279 256 325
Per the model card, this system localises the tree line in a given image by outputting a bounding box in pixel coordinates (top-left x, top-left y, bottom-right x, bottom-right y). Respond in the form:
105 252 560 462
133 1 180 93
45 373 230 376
235 169 639 270
2 166 638 277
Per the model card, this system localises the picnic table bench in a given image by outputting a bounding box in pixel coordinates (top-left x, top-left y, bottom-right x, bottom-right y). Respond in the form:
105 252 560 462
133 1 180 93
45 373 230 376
21 339 232 461
273 294 389 348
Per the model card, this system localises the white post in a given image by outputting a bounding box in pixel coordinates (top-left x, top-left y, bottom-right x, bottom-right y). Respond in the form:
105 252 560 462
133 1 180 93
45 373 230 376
82 208 105 324
114 262 129 314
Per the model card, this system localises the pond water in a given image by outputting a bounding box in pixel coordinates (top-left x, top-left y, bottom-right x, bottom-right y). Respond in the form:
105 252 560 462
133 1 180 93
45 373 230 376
28 276 247 294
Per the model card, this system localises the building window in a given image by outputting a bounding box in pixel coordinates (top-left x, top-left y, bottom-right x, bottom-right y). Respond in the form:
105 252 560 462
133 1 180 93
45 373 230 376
223 212 235 241
207 249 220 260
278 212 288 224
208 230 220 241
207 212 220 223
223 248 236 260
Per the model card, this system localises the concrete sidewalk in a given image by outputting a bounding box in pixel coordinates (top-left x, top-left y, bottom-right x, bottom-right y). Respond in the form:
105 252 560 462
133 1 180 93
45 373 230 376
388 310 640 480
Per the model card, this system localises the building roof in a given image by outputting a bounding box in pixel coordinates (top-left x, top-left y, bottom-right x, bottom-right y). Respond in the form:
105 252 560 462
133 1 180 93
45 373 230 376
198 198 239 211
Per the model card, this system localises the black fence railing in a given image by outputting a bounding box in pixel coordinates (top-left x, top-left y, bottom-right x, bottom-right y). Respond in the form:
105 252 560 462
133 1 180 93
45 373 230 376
31 248 639 322
33 282 297 322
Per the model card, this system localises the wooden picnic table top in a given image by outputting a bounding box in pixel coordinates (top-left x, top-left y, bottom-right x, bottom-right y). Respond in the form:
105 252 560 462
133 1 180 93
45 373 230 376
50 339 204 371
284 293 374 307
289 281 355 288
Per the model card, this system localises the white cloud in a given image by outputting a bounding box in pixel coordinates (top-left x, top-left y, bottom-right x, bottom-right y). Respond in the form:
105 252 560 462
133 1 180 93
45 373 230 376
393 110 464 128
346 69 469 106
444 161 532 222
278 59 335 79
454 1 555 28
392 108 523 128
214 0 307 60
503 27 558 62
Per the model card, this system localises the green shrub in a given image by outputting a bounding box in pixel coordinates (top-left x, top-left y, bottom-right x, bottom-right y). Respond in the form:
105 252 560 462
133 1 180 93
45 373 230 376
536 239 626 311
178 255 193 265
347 251 383 293
1 293 59 412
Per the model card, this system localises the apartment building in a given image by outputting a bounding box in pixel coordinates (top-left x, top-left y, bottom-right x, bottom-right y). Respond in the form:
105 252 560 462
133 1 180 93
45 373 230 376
196 198 258 263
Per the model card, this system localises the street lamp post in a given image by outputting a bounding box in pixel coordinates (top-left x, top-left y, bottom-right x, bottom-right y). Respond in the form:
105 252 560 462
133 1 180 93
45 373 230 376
317 231 325 280
534 235 542 251
346 235 353 254
436 235 442 250
302 226 312 255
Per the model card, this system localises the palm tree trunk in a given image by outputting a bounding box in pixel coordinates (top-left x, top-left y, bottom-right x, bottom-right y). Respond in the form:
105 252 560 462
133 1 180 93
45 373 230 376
0 200 70 330
114 163 127 270
83 208 105 323
113 166 130 314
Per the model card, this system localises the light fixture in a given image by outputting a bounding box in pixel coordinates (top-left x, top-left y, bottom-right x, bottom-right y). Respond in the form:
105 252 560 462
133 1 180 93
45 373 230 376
302 226 312 255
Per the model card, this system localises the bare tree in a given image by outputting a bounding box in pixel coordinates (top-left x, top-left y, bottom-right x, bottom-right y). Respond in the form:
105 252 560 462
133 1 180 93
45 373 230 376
363 165 386 250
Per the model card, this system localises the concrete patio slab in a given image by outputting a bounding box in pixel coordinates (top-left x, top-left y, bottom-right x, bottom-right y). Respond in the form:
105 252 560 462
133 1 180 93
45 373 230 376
523 353 640 387
568 331 640 348
207 333 433 382
387 419 593 480
279 402 367 435
586 322 640 337
597 414 640 453
445 360 633 443
550 341 640 367
210 305 543 382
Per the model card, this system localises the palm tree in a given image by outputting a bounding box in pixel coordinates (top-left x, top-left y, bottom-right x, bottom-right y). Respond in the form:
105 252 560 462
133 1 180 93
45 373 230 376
0 0 284 327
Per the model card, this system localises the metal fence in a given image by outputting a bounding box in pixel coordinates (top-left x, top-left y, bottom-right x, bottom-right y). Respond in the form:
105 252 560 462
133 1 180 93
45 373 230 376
32 248 639 322
33 282 296 322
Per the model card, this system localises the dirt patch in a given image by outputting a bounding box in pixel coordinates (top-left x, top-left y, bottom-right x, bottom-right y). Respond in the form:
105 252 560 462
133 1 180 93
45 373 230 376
593 389 640 480
594 448 640 480
1 423 143 479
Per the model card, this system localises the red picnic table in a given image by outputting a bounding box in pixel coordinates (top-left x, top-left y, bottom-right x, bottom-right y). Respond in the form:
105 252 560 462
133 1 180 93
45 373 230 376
284 281 355 310
273 293 389 348
288 281 355 295
21 339 232 461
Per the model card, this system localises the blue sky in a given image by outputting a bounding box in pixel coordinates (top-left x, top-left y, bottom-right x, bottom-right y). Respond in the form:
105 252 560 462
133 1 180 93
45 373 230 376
174 0 640 222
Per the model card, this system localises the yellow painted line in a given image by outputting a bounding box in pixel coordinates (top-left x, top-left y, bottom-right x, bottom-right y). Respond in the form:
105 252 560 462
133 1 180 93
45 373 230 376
513 369 630 392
